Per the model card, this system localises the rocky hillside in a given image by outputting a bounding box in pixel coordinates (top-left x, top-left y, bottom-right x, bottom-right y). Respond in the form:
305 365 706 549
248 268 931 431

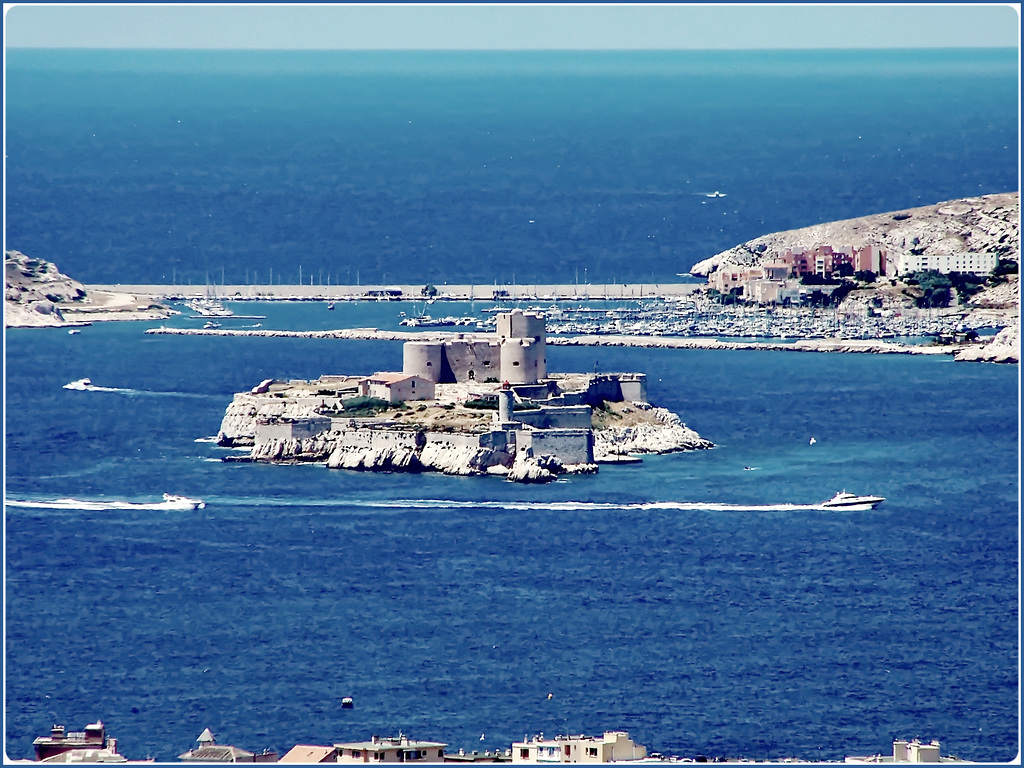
5 250 88 326
5 250 173 327
691 192 1019 278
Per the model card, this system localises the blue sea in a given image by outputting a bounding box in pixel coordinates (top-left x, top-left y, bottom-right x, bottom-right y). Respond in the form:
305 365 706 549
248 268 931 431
4 301 1020 762
3 49 1021 763
3 48 1019 286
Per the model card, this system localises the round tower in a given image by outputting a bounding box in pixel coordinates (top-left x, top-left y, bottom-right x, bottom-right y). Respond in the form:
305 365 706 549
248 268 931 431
500 338 538 385
497 388 515 424
403 341 444 384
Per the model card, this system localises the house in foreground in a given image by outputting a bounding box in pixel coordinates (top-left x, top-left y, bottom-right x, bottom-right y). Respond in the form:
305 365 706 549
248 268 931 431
511 732 648 763
845 739 973 764
333 734 448 763
177 728 277 763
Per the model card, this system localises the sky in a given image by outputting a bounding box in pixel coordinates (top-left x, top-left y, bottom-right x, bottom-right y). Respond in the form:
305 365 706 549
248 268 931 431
2 3 1020 50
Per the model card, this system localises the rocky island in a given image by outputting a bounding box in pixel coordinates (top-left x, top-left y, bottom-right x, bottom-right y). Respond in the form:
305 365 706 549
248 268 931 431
217 310 713 483
5 250 174 328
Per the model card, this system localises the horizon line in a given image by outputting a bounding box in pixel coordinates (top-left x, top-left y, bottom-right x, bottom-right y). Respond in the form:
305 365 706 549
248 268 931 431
5 45 1021 52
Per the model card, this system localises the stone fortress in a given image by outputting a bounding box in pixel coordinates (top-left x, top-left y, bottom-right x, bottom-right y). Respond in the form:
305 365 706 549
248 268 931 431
217 310 711 482
404 309 547 386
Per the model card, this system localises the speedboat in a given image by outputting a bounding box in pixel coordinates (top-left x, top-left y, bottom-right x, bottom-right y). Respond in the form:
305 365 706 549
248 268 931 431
821 491 885 510
63 378 93 390
162 493 206 510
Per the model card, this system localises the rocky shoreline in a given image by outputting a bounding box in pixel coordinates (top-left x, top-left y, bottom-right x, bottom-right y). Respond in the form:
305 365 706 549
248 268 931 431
217 373 713 484
5 250 174 328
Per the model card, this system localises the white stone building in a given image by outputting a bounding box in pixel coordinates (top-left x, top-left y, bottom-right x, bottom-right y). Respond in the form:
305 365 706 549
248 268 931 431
895 249 998 276
333 735 447 763
358 372 435 403
511 732 648 763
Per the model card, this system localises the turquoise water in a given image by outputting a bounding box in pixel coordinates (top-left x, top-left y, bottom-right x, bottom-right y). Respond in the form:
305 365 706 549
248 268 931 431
4 305 1019 761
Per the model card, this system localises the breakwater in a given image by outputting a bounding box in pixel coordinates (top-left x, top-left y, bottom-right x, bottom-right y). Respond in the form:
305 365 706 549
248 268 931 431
144 325 963 356
88 283 704 301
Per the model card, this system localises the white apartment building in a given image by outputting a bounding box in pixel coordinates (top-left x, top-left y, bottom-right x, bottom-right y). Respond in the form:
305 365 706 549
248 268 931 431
895 249 998 276
334 735 447 763
511 731 648 763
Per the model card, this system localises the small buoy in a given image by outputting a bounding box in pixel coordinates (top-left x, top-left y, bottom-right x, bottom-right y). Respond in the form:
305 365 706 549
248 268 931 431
341 697 354 709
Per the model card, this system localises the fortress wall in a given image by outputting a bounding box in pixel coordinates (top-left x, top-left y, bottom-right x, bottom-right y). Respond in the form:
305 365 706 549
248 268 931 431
330 428 422 451
617 374 648 403
424 431 483 450
478 429 516 454
443 340 501 383
255 416 332 444
520 428 594 465
514 405 593 430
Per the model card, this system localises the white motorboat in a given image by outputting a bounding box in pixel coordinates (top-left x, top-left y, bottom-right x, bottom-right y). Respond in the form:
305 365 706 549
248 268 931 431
63 378 93 390
821 491 885 510
162 493 206 510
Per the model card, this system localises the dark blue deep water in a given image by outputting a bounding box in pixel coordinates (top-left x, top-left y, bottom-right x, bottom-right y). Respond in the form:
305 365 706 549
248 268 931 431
4 49 1019 286
4 302 1020 762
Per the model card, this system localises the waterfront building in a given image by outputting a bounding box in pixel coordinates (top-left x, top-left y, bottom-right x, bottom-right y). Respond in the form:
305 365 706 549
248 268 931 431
894 249 998 276
32 722 118 762
844 739 972 763
511 732 648 763
279 744 339 762
333 734 447 763
177 728 277 763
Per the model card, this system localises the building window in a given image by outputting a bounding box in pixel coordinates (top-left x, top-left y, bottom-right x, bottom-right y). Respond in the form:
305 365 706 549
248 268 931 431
512 361 520 367
587 747 598 757
426 361 432 366
520 749 530 759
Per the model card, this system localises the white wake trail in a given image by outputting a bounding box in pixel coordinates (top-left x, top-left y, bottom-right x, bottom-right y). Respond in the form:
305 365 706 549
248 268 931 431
7 494 205 511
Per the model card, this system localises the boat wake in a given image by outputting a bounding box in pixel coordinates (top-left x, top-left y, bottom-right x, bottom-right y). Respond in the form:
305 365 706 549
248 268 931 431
64 379 217 399
64 378 132 394
378 499 832 512
202 497 846 513
6 494 205 511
